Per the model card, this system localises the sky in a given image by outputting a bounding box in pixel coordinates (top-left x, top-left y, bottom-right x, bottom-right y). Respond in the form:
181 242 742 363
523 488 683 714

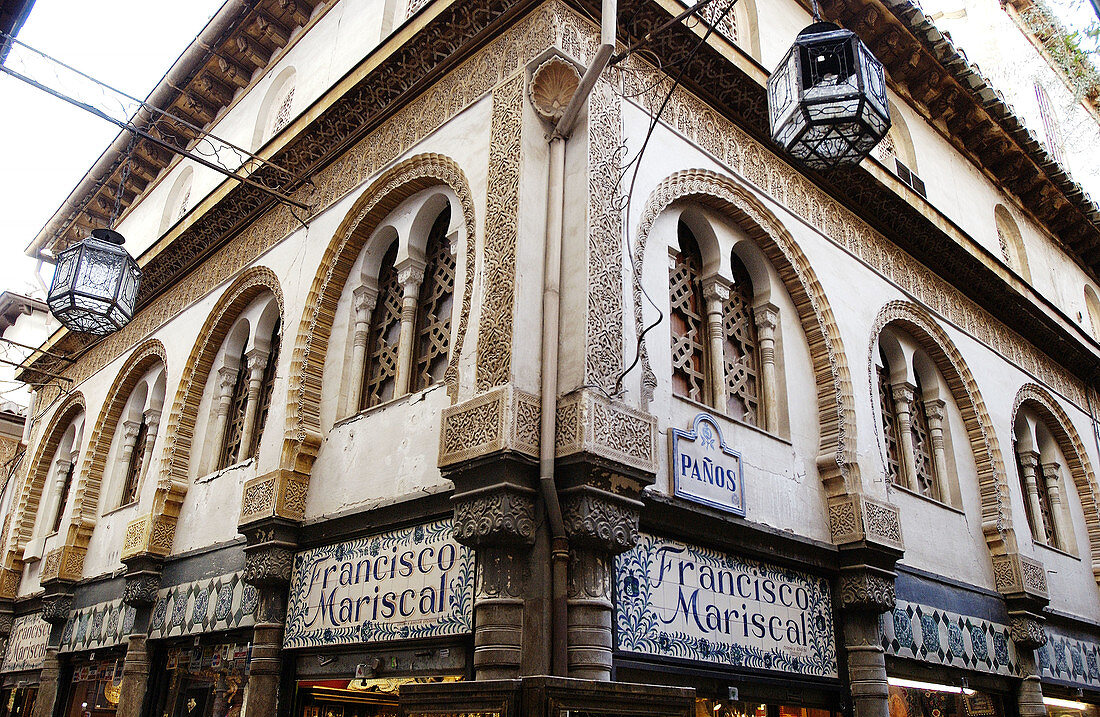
0 0 226 299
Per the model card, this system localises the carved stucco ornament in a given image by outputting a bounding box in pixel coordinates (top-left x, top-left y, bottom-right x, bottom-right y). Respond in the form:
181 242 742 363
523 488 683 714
529 55 581 122
452 486 537 548
1009 613 1047 650
560 489 642 554
123 573 162 608
839 568 896 613
41 592 74 625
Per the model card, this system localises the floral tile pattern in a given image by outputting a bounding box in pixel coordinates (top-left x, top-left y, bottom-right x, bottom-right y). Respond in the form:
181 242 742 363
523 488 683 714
615 533 837 677
1037 626 1100 688
880 600 1019 676
149 571 255 640
1 614 48 673
60 599 135 653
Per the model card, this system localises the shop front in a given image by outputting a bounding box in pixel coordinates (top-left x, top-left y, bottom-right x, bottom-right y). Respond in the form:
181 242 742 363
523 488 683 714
613 531 842 717
143 570 257 717
57 597 133 717
282 518 475 717
0 613 49 717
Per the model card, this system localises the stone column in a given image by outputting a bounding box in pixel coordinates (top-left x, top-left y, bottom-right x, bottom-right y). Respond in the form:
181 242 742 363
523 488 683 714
237 346 270 462
889 383 918 491
1017 451 1046 543
138 408 161 483
45 457 72 535
347 286 378 412
561 488 641 681
393 262 425 398
1010 613 1047 717
117 420 143 475
207 365 240 472
34 591 73 717
754 303 780 434
1041 461 1070 550
839 567 896 717
116 559 162 717
452 485 537 680
701 278 729 411
241 522 296 717
923 399 948 502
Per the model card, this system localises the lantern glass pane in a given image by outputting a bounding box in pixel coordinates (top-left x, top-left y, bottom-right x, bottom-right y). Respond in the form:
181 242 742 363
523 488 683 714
50 249 79 295
45 234 141 335
75 242 125 301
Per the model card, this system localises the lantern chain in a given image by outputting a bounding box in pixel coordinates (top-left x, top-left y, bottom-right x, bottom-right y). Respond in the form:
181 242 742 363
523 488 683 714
109 134 137 230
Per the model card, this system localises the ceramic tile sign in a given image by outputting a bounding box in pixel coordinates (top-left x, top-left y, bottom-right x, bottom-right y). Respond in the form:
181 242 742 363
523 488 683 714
2 613 49 673
616 533 837 677
283 519 474 649
671 413 744 515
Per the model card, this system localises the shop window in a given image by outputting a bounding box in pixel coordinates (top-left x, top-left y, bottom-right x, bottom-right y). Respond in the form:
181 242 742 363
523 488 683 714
411 207 455 392
63 655 123 716
148 641 250 717
887 679 1005 717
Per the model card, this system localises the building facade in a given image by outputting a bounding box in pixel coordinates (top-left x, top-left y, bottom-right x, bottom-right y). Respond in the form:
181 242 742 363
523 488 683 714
3 0 1100 715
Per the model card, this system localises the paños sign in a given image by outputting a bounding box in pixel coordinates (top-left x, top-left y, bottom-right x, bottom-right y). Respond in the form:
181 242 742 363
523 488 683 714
616 534 837 677
283 519 474 649
670 413 744 515
2 613 49 673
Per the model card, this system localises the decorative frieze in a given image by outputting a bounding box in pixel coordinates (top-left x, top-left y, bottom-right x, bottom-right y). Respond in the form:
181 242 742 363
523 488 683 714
1037 624 1100 687
60 599 135 653
438 386 540 466
880 599 1020 677
148 571 257 640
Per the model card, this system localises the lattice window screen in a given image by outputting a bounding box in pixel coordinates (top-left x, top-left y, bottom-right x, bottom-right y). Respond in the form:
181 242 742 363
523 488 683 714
121 418 148 505
1036 462 1058 547
873 130 896 165
877 355 901 486
218 349 249 470
910 381 938 500
698 0 738 43
248 318 281 459
413 208 455 392
271 87 296 137
670 226 707 404
52 461 75 534
723 256 759 424
363 243 403 409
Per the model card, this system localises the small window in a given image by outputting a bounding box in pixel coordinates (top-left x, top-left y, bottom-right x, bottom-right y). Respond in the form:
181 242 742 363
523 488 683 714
412 208 455 392
1034 83 1065 164
120 418 148 505
51 461 74 535
218 347 250 471
669 224 707 404
363 242 403 409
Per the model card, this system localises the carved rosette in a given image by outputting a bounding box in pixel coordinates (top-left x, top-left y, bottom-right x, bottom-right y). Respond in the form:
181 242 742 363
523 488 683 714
452 486 537 548
839 568 896 613
243 545 295 588
1010 613 1047 650
560 489 642 555
41 592 73 626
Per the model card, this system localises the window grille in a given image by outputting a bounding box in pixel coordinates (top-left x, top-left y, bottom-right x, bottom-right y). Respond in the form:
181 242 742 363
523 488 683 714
698 0 738 44
218 348 249 470
722 255 759 424
910 378 938 500
413 208 455 392
670 225 707 404
248 318 281 459
996 226 1010 263
176 187 191 222
52 461 75 534
362 242 403 409
877 352 901 486
1036 461 1058 547
120 418 148 505
271 87 295 137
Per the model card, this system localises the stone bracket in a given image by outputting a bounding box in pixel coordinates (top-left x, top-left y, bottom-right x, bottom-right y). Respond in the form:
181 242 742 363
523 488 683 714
439 386 540 467
992 551 1049 602
121 512 178 562
40 545 86 585
560 485 643 555
239 469 310 527
838 564 897 614
0 569 20 601
453 482 538 548
556 389 658 477
828 494 904 552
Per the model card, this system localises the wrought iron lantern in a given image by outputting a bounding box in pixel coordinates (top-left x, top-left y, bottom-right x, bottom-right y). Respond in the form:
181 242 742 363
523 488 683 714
767 22 891 169
47 228 141 335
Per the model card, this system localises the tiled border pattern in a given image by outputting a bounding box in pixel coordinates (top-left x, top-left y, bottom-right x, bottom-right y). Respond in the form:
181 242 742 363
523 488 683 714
60 599 136 653
1037 625 1100 688
880 600 1019 676
149 571 256 640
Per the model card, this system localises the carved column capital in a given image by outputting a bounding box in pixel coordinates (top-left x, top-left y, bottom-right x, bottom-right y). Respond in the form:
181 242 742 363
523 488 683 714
121 419 143 444
244 346 271 377
396 259 426 289
560 488 642 555
452 485 537 548
52 456 72 475
40 591 73 626
923 398 946 426
700 276 730 304
243 544 295 588
753 302 780 335
352 284 378 322
142 408 162 432
217 365 239 398
839 567 896 613
1041 461 1062 479
1017 449 1040 471
1009 612 1047 650
123 556 163 608
890 382 916 409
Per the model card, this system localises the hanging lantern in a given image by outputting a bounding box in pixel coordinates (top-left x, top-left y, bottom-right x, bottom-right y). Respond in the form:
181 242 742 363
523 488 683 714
767 22 891 169
47 228 141 335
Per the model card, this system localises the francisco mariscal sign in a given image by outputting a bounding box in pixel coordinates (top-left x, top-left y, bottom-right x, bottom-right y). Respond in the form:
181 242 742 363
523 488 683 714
670 413 744 515
616 534 837 677
284 519 474 649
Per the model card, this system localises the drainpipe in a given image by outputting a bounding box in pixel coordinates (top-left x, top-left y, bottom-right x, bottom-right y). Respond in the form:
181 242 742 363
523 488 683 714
539 0 616 677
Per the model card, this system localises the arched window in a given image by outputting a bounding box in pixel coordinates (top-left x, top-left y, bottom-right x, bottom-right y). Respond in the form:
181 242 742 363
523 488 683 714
24 409 85 563
363 241 403 409
253 67 296 148
994 204 1031 282
412 207 455 392
199 293 282 475
1013 410 1075 552
697 0 760 60
669 223 707 404
1084 285 1100 339
330 188 462 421
160 167 194 236
875 329 957 505
109 364 166 508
